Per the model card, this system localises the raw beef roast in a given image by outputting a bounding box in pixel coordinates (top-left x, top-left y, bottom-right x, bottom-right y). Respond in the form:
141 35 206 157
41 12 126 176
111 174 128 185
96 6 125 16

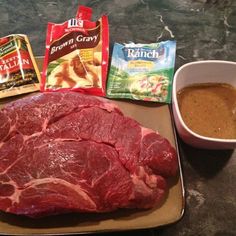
0 92 178 218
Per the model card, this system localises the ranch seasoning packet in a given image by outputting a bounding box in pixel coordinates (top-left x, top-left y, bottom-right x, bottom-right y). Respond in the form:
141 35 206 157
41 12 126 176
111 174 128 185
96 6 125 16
107 41 176 103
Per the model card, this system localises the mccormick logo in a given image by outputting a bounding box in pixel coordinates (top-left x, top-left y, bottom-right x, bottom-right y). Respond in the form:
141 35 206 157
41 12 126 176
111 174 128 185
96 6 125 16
123 46 165 62
68 18 83 28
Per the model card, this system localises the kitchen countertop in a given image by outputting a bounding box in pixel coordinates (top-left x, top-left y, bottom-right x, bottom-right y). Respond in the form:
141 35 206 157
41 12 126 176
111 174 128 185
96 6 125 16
0 0 236 235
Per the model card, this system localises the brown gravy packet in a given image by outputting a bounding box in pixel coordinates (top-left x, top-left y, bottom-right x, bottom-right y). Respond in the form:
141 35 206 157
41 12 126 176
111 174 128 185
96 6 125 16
41 5 109 97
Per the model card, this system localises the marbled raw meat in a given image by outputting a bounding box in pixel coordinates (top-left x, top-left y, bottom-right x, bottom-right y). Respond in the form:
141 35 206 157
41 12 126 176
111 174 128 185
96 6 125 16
0 92 178 218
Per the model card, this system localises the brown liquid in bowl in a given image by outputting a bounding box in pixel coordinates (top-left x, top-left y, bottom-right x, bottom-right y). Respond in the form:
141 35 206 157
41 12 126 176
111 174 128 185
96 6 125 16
177 83 236 139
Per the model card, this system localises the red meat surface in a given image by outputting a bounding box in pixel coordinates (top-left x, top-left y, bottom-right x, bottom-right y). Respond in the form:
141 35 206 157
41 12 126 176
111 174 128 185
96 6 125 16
0 92 178 218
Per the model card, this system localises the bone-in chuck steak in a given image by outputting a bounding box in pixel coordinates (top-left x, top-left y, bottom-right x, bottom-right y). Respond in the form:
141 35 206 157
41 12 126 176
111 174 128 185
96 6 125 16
0 92 178 218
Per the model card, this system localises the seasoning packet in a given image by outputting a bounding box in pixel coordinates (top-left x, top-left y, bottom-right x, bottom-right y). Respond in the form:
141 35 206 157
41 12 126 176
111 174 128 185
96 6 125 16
0 34 40 99
41 5 109 97
107 41 176 103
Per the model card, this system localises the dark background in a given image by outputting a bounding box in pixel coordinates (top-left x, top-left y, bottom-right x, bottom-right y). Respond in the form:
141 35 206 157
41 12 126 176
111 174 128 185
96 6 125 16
0 1 236 235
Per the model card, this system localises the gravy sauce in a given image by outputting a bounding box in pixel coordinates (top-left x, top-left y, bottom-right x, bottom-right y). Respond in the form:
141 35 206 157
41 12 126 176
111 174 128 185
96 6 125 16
177 83 236 139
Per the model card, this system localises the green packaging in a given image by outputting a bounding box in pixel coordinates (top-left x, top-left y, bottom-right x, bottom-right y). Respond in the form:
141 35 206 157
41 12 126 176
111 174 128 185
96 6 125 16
107 41 176 103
